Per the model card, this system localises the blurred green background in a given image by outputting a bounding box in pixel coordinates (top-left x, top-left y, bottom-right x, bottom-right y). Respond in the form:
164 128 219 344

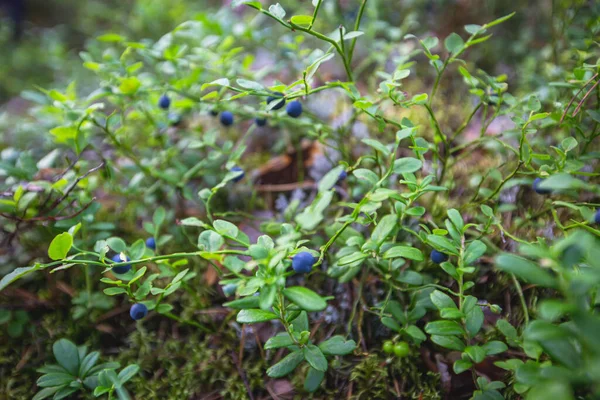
0 0 594 103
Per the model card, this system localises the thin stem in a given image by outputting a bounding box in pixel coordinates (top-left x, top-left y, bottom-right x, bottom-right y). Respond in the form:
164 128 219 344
308 0 322 31
348 0 368 63
511 273 529 326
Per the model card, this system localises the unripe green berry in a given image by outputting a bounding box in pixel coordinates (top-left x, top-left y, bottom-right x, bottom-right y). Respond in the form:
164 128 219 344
383 340 394 354
393 341 409 358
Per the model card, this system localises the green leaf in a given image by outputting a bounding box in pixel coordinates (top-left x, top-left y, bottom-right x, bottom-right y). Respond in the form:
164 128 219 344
213 220 239 238
495 254 557 288
371 214 398 245
463 296 484 337
223 297 260 309
36 372 74 387
266 351 304 378
453 359 472 374
382 317 402 332
48 233 73 261
265 334 295 350
152 207 166 227
103 287 127 296
268 3 286 20
283 287 327 312
393 158 422 174
236 79 264 91
427 234 458 255
0 264 44 291
117 364 139 383
431 335 465 351
304 366 325 392
430 290 457 310
119 77 140 94
97 33 125 42
464 240 486 265
527 381 574 400
198 231 224 252
405 325 426 342
444 32 465 54
382 245 423 261
303 344 328 371
425 321 464 336
464 345 486 363
236 309 278 324
318 336 356 355
290 15 313 27
447 209 464 232
53 339 80 375
496 319 518 340
318 166 345 193
32 387 60 400
482 341 508 355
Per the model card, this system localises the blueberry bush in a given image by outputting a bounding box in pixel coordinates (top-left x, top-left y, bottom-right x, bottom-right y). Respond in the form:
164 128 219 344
1 0 600 399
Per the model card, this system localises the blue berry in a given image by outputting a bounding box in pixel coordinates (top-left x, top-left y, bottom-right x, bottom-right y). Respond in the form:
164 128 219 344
292 251 316 274
230 166 245 182
286 101 303 118
146 237 156 250
111 254 131 274
594 209 600 224
158 94 171 110
338 170 348 181
430 250 448 264
533 178 551 195
220 111 234 126
266 92 285 110
255 117 267 127
130 303 148 320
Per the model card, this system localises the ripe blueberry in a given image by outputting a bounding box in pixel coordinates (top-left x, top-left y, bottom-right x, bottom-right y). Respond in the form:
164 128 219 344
292 251 316 274
338 170 347 181
594 209 600 224
255 117 267 127
158 94 171 110
533 178 551 195
266 92 285 110
220 111 234 126
286 101 303 118
111 254 131 274
430 250 448 264
130 303 148 320
146 237 156 250
230 166 245 182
